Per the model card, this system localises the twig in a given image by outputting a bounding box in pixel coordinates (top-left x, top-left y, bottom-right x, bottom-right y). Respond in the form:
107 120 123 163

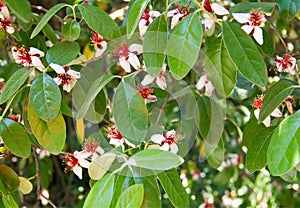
155 93 170 125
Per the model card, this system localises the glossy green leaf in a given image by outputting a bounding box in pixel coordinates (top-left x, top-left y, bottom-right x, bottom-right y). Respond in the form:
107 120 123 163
214 167 235 185
207 138 224 169
2 194 18 208
143 15 168 77
278 0 300 21
243 117 275 173
46 41 80 65
62 19 81 41
88 153 116 180
0 119 31 158
113 81 148 144
157 168 189 208
83 173 115 208
230 2 277 14
168 13 202 80
204 37 237 97
259 79 294 122
129 149 184 170
0 68 31 105
30 3 68 39
4 0 32 23
76 73 115 120
142 176 161 208
78 4 120 39
115 184 144 208
258 29 275 57
28 105 66 155
268 110 300 175
0 164 20 195
126 0 150 38
18 177 33 195
222 21 267 87
280 168 297 182
32 15 58 45
29 73 61 122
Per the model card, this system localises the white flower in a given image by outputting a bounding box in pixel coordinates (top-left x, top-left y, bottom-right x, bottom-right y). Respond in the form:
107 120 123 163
64 151 91 179
232 9 266 45
50 63 80 92
150 129 178 154
114 42 143 73
202 2 229 31
12 45 45 71
136 86 157 103
0 1 14 34
139 9 161 37
274 54 297 75
167 7 189 30
141 63 167 90
196 74 214 96
90 31 107 57
106 125 136 151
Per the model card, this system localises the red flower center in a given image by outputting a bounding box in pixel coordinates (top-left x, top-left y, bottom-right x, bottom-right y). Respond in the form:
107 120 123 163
249 9 265 27
114 42 130 58
141 10 151 26
58 70 73 85
252 94 264 109
106 125 123 140
64 154 79 172
0 18 12 31
83 140 100 153
14 46 32 66
203 0 213 13
90 31 105 49
162 131 177 145
137 86 154 99
275 55 295 69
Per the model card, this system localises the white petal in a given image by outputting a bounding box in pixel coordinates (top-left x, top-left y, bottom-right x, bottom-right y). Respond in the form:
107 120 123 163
147 95 157 103
232 13 250 24
254 109 260 120
150 134 165 144
124 139 136 148
50 63 65 74
253 27 264 45
160 143 170 151
196 75 206 90
205 81 214 96
31 57 45 72
109 138 123 147
156 75 167 90
203 19 214 31
262 116 271 127
96 146 105 155
67 69 81 79
128 53 140 70
139 19 148 37
271 108 282 117
129 44 143 55
165 129 176 138
63 82 75 92
167 9 179 17
211 3 229 15
6 26 14 34
73 165 83 179
141 74 155 86
78 159 90 169
241 25 254 35
0 6 10 18
170 143 178 154
11 46 20 61
149 11 161 18
74 151 91 159
95 42 107 57
29 47 44 57
119 57 131 73
170 13 184 30
53 77 62 85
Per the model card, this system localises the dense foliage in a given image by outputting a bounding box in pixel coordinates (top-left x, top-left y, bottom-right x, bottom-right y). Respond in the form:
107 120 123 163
0 0 299 207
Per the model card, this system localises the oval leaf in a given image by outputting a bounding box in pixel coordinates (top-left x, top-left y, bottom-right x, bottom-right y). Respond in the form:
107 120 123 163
230 2 277 14
0 164 20 195
268 110 300 175
28 105 66 155
141 176 161 208
278 0 300 21
88 153 116 180
168 12 203 80
222 21 267 87
115 184 144 208
0 68 31 105
29 73 61 122
207 138 224 169
18 177 33 195
78 4 120 40
62 19 81 41
83 173 115 208
4 0 32 23
143 15 168 77
46 41 80 65
0 118 31 158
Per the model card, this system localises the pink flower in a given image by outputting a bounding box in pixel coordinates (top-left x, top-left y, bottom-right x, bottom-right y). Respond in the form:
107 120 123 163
106 125 136 150
136 86 157 103
167 6 190 30
232 9 266 45
90 31 107 57
50 63 80 92
141 63 167 90
139 9 161 37
114 42 143 73
0 1 10 18
252 94 282 127
196 74 214 96
63 151 91 179
274 54 297 75
150 129 178 154
12 45 45 71
0 1 14 34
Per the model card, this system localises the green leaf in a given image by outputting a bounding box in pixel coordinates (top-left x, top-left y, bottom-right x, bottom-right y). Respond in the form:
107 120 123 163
46 41 80 65
126 0 150 38
230 2 277 14
143 15 168 77
0 164 20 195
76 73 115 120
157 169 189 208
2 194 18 208
113 81 148 145
278 0 300 21
62 19 81 41
30 3 68 39
0 119 31 158
168 12 202 80
214 167 235 185
259 79 294 122
0 68 31 105
115 184 144 208
204 37 237 97
29 73 61 122
32 15 58 45
268 110 300 175
28 105 66 155
78 4 120 39
129 149 184 170
83 173 115 208
18 177 33 195
222 21 267 87
88 153 116 180
280 168 297 182
110 174 127 208
258 29 274 57
243 117 275 173
207 138 224 169
4 0 32 23
142 176 161 208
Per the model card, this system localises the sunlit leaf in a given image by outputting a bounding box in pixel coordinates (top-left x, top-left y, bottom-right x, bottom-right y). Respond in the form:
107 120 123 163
88 153 116 180
230 2 277 14
46 41 80 65
0 164 19 195
278 0 300 21
115 184 144 208
62 19 81 41
207 138 224 169
4 0 32 23
18 177 33 195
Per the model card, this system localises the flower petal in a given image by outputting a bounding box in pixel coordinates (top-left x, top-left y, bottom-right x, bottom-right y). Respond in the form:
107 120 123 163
78 159 91 169
205 81 214 96
254 109 260 121
128 53 141 70
160 143 170 151
156 75 167 90
149 11 161 18
150 134 165 144
211 3 229 15
147 95 157 103
124 139 136 148
232 13 250 24
29 47 44 57
196 75 207 90
167 9 179 17
139 19 148 37
50 63 65 74
241 25 254 35
170 13 184 30
129 44 143 55
141 74 155 86
170 143 178 154
72 165 83 179
67 69 81 79
119 57 131 73
262 116 271 127
31 57 46 72
53 77 62 85
271 108 282 117
253 27 264 45
109 138 123 147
